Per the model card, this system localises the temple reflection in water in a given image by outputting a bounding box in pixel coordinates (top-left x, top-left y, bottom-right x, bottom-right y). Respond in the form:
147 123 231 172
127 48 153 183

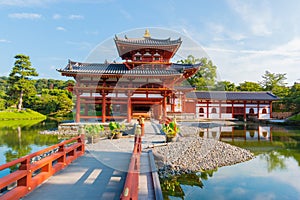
199 125 272 142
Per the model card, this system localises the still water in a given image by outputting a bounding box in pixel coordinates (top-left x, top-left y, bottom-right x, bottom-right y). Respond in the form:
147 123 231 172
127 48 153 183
0 120 59 178
1 121 300 199
161 125 300 200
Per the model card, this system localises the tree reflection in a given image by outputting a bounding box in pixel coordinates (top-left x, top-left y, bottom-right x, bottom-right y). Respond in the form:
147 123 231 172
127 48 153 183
260 151 286 172
0 122 59 172
161 169 217 199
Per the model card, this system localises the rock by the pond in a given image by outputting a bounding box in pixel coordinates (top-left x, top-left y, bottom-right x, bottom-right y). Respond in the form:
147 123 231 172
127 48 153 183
152 137 254 178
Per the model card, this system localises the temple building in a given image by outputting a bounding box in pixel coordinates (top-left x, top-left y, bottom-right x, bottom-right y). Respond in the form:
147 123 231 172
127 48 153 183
58 30 201 122
185 91 279 120
58 30 279 122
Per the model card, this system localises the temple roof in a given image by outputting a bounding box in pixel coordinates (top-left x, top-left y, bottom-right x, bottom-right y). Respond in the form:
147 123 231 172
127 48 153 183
114 36 182 46
57 61 200 77
114 30 182 59
186 91 279 101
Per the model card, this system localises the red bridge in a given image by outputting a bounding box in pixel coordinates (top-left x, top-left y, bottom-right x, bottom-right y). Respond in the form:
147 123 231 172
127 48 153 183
0 134 163 200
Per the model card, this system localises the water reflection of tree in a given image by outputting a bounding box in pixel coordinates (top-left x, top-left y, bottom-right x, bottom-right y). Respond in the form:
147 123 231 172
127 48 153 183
161 169 217 199
260 151 287 172
4 126 32 172
0 123 58 172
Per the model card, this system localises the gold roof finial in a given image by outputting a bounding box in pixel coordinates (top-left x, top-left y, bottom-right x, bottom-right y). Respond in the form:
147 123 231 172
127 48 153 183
144 29 151 38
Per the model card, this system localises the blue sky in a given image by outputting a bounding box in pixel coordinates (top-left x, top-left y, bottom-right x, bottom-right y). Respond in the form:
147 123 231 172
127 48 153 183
0 0 299 85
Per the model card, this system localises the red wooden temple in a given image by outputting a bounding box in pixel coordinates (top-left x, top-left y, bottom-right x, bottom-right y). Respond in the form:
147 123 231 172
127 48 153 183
58 30 201 123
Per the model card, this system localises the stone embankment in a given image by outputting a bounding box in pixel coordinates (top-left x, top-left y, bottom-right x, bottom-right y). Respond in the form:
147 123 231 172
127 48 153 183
153 125 254 178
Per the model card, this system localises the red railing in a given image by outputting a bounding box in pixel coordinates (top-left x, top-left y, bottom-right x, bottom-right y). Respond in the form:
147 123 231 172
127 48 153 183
0 135 85 200
120 135 142 200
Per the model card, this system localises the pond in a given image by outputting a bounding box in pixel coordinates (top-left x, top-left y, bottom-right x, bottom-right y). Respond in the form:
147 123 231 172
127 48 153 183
161 124 300 200
0 120 60 178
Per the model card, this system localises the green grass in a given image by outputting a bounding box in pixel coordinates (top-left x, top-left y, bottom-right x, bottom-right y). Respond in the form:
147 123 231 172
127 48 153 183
289 113 300 121
0 109 46 121
0 119 45 128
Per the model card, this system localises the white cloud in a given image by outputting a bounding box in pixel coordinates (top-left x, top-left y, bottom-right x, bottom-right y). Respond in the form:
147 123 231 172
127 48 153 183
0 39 11 43
56 26 67 31
8 13 42 19
207 22 247 42
68 14 84 20
52 14 61 20
204 37 300 85
0 0 55 6
227 0 272 36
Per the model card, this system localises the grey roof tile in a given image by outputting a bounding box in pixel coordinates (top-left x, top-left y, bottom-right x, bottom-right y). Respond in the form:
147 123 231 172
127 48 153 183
114 36 182 46
186 91 279 101
57 61 200 76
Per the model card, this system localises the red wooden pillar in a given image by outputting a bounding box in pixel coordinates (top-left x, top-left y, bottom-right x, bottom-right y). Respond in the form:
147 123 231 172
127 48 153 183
18 157 31 189
127 94 132 122
171 93 175 112
182 93 186 112
102 92 106 123
84 104 88 116
231 101 234 119
257 101 260 119
76 93 80 123
243 101 246 121
269 101 273 118
206 101 209 118
219 101 222 119
162 93 167 119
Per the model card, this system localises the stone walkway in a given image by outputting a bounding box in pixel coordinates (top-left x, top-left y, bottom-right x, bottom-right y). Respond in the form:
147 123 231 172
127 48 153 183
23 120 165 200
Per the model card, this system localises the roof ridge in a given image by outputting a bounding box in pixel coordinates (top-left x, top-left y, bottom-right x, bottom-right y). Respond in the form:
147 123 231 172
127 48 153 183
115 36 180 42
194 91 270 93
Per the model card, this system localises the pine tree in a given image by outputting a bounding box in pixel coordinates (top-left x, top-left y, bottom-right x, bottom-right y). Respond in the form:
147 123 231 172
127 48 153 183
8 54 38 111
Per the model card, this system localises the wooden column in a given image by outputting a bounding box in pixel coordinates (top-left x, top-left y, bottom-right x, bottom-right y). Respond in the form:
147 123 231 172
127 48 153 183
219 101 222 119
231 101 234 119
162 93 167 119
102 91 106 123
269 101 273 118
257 101 260 119
76 92 80 123
84 104 88 116
206 101 209 118
171 93 175 112
127 94 132 122
102 79 107 123
182 93 186 112
243 101 246 121
127 79 133 123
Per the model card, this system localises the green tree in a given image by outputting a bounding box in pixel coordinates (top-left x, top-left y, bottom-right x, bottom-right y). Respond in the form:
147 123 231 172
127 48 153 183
34 78 49 93
260 71 287 92
0 77 9 110
282 82 300 113
237 81 263 91
213 81 236 91
31 89 73 116
178 56 217 90
8 54 38 111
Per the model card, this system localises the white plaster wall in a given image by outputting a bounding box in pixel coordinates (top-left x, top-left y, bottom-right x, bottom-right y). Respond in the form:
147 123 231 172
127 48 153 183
209 113 219 119
259 126 271 139
221 126 233 132
166 105 171 112
259 114 270 119
246 131 259 140
174 98 182 112
246 107 258 113
220 114 232 119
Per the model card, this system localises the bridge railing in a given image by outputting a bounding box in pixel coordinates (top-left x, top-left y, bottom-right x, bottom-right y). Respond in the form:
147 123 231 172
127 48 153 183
120 135 141 200
0 135 85 200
